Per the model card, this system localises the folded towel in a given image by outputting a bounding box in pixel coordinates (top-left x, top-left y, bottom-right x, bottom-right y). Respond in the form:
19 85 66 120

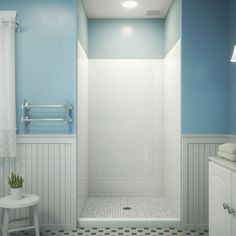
218 143 236 155
218 151 236 162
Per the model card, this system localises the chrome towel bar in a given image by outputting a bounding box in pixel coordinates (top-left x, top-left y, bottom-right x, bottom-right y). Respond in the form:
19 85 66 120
23 117 73 123
21 100 73 126
23 104 71 110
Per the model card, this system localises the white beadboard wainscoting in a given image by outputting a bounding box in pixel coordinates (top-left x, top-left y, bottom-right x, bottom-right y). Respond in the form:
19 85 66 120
0 135 77 229
182 135 230 229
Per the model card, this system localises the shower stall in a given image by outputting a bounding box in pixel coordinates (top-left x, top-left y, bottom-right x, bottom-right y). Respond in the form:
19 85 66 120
77 0 181 228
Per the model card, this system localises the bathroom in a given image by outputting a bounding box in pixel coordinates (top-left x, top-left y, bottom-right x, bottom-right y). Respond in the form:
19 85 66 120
0 0 235 236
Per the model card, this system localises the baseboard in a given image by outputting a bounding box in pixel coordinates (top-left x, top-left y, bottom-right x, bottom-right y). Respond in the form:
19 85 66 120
8 224 76 231
39 225 77 231
183 224 208 230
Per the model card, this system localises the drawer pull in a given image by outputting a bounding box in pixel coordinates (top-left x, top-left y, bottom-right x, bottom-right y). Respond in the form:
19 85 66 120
228 207 235 216
223 203 230 210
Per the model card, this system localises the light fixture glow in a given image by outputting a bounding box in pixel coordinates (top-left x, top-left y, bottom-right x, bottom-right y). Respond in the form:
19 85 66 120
122 1 138 9
121 26 133 36
231 45 236 62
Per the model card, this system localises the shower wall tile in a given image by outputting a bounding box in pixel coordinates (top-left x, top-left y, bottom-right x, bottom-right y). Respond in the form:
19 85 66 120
77 41 89 217
88 59 164 197
89 180 164 197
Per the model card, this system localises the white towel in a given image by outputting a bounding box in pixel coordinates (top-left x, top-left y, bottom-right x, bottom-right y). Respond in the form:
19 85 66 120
218 143 236 155
218 151 236 162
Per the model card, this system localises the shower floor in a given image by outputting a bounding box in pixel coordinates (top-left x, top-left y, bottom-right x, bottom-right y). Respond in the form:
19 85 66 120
79 197 180 228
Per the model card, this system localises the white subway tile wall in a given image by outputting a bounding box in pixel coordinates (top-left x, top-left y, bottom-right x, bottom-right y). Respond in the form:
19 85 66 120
88 59 164 197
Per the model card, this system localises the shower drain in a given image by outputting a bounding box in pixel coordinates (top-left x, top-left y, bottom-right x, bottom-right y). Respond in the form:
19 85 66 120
123 207 132 210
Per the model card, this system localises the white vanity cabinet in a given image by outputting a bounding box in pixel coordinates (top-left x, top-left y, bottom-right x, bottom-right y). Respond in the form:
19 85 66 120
209 157 236 236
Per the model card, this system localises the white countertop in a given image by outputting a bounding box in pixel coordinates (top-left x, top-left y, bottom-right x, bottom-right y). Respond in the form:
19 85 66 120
209 156 236 172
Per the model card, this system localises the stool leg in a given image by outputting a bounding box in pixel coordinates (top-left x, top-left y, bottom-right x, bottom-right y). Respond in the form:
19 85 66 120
32 206 39 236
0 209 3 236
2 209 9 236
1 209 3 227
29 207 33 226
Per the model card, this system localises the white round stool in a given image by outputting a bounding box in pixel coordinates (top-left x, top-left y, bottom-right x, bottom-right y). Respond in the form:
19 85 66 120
0 194 40 236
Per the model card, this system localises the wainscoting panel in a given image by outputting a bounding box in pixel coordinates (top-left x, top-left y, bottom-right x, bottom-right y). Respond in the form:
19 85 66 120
182 135 227 229
0 135 77 228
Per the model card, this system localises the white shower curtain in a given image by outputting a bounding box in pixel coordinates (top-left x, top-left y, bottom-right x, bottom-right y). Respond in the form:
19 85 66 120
0 12 17 158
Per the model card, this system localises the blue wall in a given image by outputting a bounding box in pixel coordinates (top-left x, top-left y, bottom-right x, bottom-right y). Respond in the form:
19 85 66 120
77 0 88 54
229 0 236 134
182 0 229 134
165 0 182 55
88 19 165 59
0 0 77 134
2 0 232 135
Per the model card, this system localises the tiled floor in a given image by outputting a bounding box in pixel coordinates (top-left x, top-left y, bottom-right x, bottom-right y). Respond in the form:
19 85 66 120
76 228 208 236
81 198 178 219
10 228 209 236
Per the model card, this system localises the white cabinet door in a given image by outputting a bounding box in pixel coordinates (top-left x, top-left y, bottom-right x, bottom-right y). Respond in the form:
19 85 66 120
232 173 236 236
209 162 232 236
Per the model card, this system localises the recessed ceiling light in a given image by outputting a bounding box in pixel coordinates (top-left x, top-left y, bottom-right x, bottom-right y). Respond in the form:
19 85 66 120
122 1 138 9
121 26 133 36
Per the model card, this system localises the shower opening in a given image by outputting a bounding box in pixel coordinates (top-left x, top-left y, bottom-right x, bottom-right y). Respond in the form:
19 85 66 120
77 0 181 228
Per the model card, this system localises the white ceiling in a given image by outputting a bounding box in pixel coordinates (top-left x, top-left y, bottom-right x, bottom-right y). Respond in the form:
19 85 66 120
83 0 173 19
